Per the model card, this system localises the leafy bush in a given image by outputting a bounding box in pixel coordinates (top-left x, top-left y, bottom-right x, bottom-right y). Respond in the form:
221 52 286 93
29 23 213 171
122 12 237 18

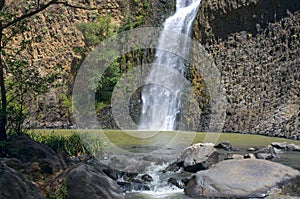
27 132 106 157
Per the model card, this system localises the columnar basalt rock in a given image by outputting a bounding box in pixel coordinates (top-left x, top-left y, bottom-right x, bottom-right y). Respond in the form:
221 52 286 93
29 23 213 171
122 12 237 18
191 0 300 138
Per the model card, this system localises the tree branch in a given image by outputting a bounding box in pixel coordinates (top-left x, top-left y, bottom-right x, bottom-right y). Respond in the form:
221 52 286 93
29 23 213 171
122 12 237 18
2 0 98 30
2 0 59 29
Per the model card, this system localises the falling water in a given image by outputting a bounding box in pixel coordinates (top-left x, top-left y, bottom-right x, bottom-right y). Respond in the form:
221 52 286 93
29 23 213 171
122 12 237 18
139 0 202 130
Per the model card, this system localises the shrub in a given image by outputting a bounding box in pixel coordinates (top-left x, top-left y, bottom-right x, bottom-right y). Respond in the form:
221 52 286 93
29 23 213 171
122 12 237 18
27 132 106 157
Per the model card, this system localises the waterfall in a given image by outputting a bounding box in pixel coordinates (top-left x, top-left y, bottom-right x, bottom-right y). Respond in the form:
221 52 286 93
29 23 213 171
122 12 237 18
138 0 201 130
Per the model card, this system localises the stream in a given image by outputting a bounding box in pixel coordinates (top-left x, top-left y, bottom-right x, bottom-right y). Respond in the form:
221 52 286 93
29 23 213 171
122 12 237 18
96 132 300 199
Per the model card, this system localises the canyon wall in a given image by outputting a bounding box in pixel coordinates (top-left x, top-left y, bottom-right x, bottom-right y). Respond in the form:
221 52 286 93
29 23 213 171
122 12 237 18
5 0 299 139
192 0 299 138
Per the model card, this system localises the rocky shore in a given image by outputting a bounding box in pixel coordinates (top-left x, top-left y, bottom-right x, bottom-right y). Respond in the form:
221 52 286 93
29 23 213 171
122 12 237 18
1 136 300 198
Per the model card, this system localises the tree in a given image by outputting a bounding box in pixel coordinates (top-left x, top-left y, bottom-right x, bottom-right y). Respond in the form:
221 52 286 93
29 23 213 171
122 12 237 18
0 0 98 140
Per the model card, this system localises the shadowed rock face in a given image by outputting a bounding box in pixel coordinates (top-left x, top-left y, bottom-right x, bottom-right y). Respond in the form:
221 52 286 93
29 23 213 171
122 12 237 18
184 159 300 198
3 136 65 174
53 163 125 199
191 0 300 138
0 162 43 199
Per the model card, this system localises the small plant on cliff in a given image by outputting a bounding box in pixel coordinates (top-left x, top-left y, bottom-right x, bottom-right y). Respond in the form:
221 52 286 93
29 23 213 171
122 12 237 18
76 15 118 49
75 15 122 106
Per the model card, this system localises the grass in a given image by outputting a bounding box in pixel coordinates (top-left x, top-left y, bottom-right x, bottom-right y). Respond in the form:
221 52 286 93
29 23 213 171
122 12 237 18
26 130 106 157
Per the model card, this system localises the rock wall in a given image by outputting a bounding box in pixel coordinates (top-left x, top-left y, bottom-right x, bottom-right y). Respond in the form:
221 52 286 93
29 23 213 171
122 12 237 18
5 0 174 128
192 0 300 138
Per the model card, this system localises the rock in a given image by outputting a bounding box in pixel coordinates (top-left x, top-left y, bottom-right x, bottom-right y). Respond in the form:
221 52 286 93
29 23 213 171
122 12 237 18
177 143 218 173
215 141 233 151
0 161 43 199
53 163 125 199
225 154 244 160
287 144 300 151
271 142 288 149
1 158 24 171
3 136 66 174
141 174 153 182
102 167 124 180
164 162 181 173
244 153 256 159
117 181 150 192
255 153 273 160
168 177 184 189
247 147 259 152
184 159 300 198
255 145 277 159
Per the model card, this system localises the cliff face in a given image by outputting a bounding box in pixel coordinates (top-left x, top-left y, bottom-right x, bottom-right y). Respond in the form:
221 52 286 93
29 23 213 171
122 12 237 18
6 0 299 138
192 0 300 138
5 0 174 128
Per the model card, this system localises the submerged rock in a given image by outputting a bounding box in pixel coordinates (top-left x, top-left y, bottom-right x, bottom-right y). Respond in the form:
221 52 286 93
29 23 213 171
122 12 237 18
184 159 300 198
177 143 218 173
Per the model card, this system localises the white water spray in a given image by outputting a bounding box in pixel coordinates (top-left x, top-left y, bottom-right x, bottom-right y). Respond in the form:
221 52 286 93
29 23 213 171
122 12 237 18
139 0 202 130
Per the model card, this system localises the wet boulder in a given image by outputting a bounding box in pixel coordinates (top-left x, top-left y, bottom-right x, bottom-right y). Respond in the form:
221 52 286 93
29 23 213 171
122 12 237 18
254 145 277 159
167 177 185 189
271 142 288 149
177 143 218 173
287 144 300 151
141 174 153 182
117 181 150 192
184 159 300 198
0 161 43 199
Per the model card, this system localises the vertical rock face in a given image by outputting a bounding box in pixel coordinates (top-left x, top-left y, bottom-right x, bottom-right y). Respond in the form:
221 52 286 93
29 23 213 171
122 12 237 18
5 0 175 129
191 0 300 138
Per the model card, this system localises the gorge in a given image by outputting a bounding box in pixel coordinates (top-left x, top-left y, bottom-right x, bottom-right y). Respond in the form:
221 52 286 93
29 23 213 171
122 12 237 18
8 0 298 140
1 0 300 198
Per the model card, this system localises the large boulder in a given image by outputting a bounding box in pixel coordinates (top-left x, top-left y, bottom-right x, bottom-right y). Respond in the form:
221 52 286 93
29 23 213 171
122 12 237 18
3 136 66 174
177 143 218 173
0 161 43 199
51 163 125 199
185 159 300 198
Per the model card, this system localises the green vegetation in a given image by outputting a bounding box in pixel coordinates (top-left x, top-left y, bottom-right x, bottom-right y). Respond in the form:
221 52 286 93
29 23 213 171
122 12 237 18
46 180 68 199
76 15 118 49
74 13 152 110
27 131 106 157
0 1 104 140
